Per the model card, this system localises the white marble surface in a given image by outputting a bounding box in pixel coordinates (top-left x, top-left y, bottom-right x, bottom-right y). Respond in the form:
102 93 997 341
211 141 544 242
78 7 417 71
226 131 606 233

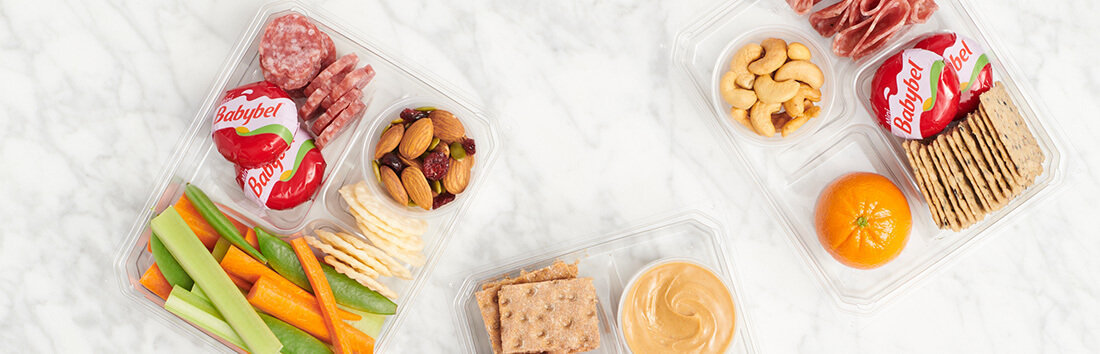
2 0 1098 352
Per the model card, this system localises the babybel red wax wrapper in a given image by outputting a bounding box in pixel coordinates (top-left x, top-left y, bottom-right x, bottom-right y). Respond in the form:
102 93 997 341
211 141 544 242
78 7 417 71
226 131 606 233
870 48 960 140
212 81 299 169
235 128 327 210
914 32 993 118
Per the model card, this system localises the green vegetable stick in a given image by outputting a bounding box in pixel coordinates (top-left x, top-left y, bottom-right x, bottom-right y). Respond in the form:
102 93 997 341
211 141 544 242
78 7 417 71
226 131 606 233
255 227 398 315
152 207 281 354
191 284 210 305
259 313 334 354
150 231 194 290
165 286 247 350
211 237 232 262
340 304 387 338
185 184 267 263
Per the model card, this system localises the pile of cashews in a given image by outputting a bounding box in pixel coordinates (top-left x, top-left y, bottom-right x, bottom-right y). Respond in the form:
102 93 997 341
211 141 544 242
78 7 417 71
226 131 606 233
720 38 825 138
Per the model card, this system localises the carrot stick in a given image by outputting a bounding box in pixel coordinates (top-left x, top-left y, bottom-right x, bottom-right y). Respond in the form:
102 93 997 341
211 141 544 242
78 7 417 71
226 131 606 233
229 273 252 293
247 277 375 351
221 246 360 321
139 264 173 300
290 238 353 354
244 228 260 251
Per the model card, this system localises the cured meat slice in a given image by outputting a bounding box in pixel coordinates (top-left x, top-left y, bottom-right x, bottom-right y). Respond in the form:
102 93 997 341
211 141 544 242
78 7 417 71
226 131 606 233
848 0 910 59
330 65 376 103
259 14 328 91
809 0 856 37
785 0 822 16
907 0 937 24
304 53 358 97
312 89 362 135
860 0 886 16
316 100 367 149
299 86 329 120
320 31 336 67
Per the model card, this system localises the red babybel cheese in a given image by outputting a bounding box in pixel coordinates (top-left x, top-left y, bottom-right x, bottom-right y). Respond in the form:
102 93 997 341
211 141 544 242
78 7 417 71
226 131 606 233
235 128 327 210
913 32 993 118
211 81 299 168
870 48 960 139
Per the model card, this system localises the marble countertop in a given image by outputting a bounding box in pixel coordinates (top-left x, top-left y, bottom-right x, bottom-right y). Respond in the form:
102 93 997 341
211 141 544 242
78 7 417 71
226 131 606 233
2 0 1098 352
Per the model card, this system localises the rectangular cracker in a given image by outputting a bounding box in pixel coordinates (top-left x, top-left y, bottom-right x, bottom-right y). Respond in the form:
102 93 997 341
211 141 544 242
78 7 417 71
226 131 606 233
903 141 946 228
498 278 600 354
932 137 982 226
913 141 960 231
476 261 580 354
923 139 973 229
965 113 1021 197
977 105 1030 186
943 129 995 213
957 123 1008 208
978 82 1045 180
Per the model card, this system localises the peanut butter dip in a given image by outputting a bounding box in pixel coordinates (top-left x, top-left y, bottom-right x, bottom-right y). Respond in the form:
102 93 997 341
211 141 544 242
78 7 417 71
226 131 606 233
620 261 735 354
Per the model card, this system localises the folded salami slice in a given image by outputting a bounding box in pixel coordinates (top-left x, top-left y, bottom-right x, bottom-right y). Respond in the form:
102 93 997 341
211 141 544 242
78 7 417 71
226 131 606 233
810 0 857 37
235 128 327 210
785 0 821 16
907 0 938 24
212 81 298 169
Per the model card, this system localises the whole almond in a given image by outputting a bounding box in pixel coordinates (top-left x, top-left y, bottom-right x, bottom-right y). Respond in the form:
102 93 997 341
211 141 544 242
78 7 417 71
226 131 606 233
429 110 465 143
399 118 433 160
401 166 433 210
379 166 407 205
374 124 404 159
443 155 473 194
398 153 422 171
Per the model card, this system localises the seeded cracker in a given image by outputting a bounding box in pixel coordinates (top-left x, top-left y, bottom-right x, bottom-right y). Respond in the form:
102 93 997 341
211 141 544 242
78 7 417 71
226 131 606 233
936 134 985 217
946 127 1000 210
965 113 1020 196
977 105 1030 185
903 141 945 228
498 278 600 354
305 235 381 278
921 141 969 229
978 83 1045 180
958 123 1009 207
912 141 960 230
476 261 579 354
969 109 1023 195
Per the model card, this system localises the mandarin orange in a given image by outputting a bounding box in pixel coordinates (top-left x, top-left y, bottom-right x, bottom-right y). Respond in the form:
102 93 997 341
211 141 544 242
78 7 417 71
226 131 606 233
814 172 912 269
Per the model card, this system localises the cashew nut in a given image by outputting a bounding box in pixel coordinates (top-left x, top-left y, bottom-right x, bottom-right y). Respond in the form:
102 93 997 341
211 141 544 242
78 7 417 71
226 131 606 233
747 38 787 75
750 101 781 137
729 107 753 132
787 42 812 61
736 73 755 89
783 90 806 118
803 102 822 119
729 43 763 77
754 75 799 104
721 71 757 109
800 83 822 102
774 60 825 89
781 116 810 137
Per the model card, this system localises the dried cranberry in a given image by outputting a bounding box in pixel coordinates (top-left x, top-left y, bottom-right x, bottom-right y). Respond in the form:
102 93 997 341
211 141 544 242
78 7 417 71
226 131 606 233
379 152 405 173
399 108 419 121
461 137 477 155
414 110 429 120
422 151 450 180
433 192 456 209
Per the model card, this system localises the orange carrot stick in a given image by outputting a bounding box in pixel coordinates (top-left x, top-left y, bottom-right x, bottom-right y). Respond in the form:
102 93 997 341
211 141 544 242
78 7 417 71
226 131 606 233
247 277 375 351
291 237 353 354
244 228 260 250
221 246 360 321
228 273 252 293
139 264 173 300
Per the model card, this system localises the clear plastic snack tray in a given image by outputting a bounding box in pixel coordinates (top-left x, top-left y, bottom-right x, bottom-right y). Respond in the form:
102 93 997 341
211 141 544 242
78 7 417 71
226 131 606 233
113 1 500 352
450 211 759 353
672 0 1071 315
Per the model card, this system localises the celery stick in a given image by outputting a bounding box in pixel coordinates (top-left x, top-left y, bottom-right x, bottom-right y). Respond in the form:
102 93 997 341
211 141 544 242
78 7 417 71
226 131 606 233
339 304 387 338
152 207 282 354
171 285 222 321
212 237 232 262
190 284 211 309
166 286 247 350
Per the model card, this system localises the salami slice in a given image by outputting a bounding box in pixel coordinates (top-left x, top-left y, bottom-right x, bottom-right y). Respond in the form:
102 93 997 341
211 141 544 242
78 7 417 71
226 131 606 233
848 0 910 60
299 86 329 120
316 100 367 149
860 0 886 16
312 89 362 135
259 14 328 91
785 0 821 16
330 65 376 103
304 53 358 97
320 31 336 67
810 0 856 37
907 0 937 24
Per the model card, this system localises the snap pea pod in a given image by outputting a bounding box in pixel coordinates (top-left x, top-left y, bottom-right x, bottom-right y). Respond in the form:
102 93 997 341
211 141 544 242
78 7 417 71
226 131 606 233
259 313 333 354
255 227 397 315
184 183 267 263
150 231 193 290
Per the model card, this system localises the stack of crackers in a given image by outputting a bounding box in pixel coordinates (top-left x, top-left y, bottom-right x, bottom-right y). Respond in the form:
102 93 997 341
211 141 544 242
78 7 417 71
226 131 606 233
903 82 1044 231
475 261 601 354
304 181 430 299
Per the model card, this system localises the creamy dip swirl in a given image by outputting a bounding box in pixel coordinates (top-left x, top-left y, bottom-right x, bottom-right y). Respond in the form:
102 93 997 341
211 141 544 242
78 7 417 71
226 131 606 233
621 261 735 354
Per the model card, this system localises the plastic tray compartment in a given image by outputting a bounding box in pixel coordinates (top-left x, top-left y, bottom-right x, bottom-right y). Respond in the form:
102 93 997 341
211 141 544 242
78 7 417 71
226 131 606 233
672 0 1069 315
113 1 500 352
451 211 758 353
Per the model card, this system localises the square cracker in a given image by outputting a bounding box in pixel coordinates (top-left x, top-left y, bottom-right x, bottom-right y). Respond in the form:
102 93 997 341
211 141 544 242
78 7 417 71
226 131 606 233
931 137 983 226
911 141 960 231
498 278 600 354
476 261 579 354
943 129 996 213
903 141 946 228
972 109 1020 196
978 83 1045 180
922 140 972 229
956 123 1008 208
